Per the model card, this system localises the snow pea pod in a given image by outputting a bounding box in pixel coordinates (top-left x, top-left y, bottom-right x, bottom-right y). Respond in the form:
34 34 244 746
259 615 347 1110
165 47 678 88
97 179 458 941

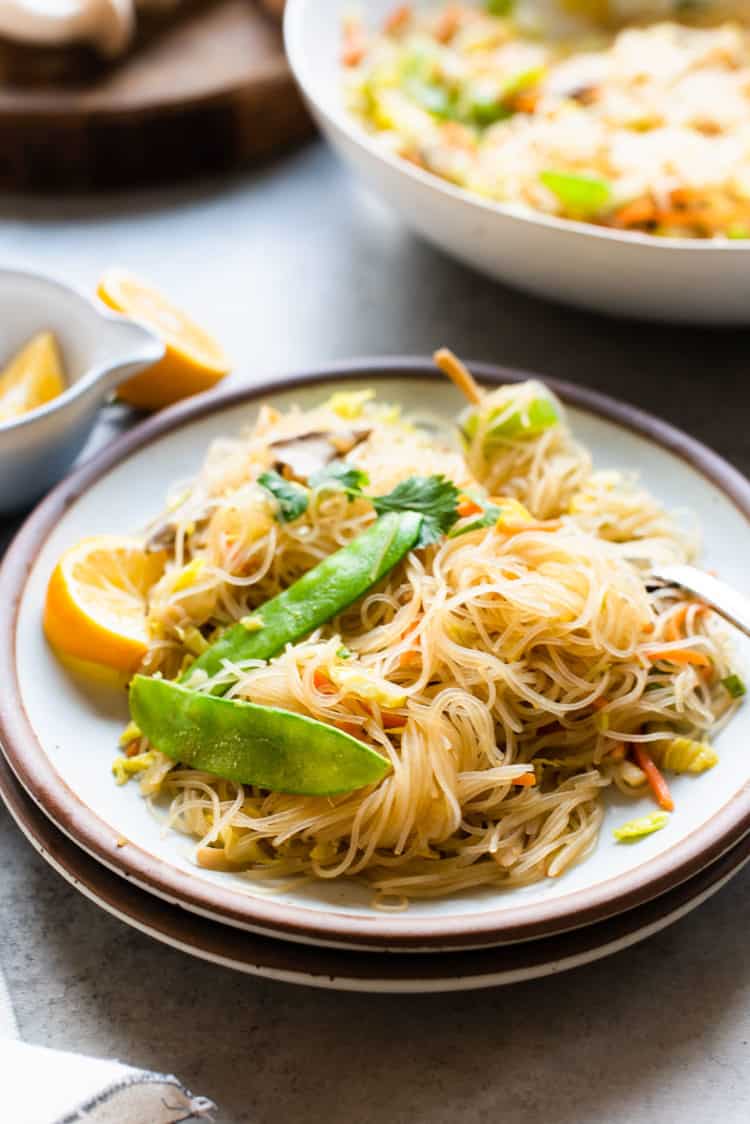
182 510 423 690
130 676 391 795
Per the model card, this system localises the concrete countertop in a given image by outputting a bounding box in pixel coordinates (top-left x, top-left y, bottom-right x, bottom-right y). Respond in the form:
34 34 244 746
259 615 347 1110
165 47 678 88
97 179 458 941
1 143 749 1124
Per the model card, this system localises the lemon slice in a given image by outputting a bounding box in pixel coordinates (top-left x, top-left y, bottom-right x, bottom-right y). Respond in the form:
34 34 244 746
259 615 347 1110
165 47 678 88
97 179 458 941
97 269 231 411
0 332 65 423
44 536 167 672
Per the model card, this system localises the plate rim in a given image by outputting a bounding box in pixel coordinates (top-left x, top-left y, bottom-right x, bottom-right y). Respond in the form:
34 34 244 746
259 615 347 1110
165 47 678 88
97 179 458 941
1 357 750 951
2 748 749 992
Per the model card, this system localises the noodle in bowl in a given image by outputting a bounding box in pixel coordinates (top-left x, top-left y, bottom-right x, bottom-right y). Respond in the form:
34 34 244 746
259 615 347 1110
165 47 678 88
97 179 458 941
112 355 741 909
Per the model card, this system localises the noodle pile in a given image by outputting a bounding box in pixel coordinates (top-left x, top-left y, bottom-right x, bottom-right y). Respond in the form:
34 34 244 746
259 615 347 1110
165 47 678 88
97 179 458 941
122 371 738 904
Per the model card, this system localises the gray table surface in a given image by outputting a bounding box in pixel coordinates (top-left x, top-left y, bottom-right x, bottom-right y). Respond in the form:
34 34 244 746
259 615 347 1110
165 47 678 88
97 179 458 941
2 143 749 1124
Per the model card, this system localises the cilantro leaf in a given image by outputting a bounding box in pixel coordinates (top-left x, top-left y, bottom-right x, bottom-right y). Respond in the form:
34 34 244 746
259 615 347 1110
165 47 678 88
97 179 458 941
372 476 460 547
257 471 309 523
260 465 460 545
309 460 370 496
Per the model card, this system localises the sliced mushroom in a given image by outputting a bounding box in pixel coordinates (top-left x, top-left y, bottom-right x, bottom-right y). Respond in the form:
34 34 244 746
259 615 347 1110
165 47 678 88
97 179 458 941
568 83 600 106
271 428 371 483
144 497 215 554
145 523 178 553
331 427 371 455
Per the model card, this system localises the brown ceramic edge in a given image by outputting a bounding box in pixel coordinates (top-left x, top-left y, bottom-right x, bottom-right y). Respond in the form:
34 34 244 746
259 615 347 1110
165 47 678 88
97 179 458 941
1 357 750 952
2 748 750 985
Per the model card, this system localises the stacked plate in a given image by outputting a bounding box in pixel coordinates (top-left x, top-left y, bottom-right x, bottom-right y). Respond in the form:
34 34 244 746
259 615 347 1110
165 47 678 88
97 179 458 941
2 360 750 993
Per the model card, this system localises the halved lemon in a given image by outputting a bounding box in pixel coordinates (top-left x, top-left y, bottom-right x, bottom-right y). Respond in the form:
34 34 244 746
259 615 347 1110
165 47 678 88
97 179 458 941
44 536 167 673
0 331 66 423
97 269 231 411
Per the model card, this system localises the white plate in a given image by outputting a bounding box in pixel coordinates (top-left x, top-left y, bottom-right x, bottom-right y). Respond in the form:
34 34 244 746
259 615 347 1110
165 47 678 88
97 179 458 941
284 0 750 323
1 361 750 952
2 748 749 993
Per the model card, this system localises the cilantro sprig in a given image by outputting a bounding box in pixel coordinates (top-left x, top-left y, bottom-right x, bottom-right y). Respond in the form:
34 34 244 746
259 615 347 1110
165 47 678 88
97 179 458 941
372 476 460 547
257 471 309 523
258 460 460 546
309 461 370 495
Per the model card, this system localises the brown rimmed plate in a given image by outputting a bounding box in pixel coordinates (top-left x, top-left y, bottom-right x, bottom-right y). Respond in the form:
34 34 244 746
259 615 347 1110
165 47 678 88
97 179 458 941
1 360 749 952
2 747 749 991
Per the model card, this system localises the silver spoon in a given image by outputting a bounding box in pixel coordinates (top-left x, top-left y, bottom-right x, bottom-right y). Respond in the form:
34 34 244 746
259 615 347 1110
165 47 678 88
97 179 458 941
651 564 750 640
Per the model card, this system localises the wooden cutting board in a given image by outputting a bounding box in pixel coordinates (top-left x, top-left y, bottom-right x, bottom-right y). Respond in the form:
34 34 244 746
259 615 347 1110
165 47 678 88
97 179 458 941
0 0 314 191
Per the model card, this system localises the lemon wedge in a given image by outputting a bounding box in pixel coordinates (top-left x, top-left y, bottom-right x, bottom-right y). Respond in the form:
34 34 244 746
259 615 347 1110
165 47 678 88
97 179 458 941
44 536 167 672
97 268 231 411
0 332 65 424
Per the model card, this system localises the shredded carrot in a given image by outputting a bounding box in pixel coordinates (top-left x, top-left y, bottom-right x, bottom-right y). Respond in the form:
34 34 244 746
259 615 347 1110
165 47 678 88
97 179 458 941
433 348 483 404
335 720 364 739
591 697 609 711
402 150 427 170
512 773 537 787
313 668 337 694
435 4 461 42
399 649 422 668
384 4 412 33
644 647 711 668
400 618 421 640
655 210 718 232
650 187 743 235
457 497 483 518
664 602 707 642
665 603 690 641
608 744 627 762
670 186 704 206
633 746 674 812
613 196 657 228
381 711 407 730
341 19 366 66
509 90 539 114
342 41 366 67
609 186 750 236
125 742 141 758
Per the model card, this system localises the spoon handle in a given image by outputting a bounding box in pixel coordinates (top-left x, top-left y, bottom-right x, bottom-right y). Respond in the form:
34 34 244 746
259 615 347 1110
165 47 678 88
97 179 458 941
652 564 750 640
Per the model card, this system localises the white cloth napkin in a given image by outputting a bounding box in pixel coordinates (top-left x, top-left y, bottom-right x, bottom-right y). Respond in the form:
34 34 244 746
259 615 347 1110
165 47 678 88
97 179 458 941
0 967 216 1124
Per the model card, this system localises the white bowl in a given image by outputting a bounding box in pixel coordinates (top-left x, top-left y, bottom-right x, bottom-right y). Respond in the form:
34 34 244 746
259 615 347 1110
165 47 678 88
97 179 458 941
285 0 750 323
0 268 164 514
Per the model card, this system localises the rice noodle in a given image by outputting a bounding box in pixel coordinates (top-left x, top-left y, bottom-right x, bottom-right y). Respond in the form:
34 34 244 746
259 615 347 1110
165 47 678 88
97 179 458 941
127 377 737 903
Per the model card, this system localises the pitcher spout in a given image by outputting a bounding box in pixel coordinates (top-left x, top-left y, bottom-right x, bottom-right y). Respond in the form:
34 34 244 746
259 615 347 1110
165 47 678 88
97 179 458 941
96 314 165 393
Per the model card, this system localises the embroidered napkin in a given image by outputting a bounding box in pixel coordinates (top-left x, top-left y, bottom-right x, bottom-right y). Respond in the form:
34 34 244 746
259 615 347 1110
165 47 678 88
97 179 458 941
0 969 216 1124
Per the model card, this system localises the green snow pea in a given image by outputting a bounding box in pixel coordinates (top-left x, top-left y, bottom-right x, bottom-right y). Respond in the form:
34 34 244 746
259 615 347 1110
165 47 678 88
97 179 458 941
182 510 423 689
130 676 390 795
